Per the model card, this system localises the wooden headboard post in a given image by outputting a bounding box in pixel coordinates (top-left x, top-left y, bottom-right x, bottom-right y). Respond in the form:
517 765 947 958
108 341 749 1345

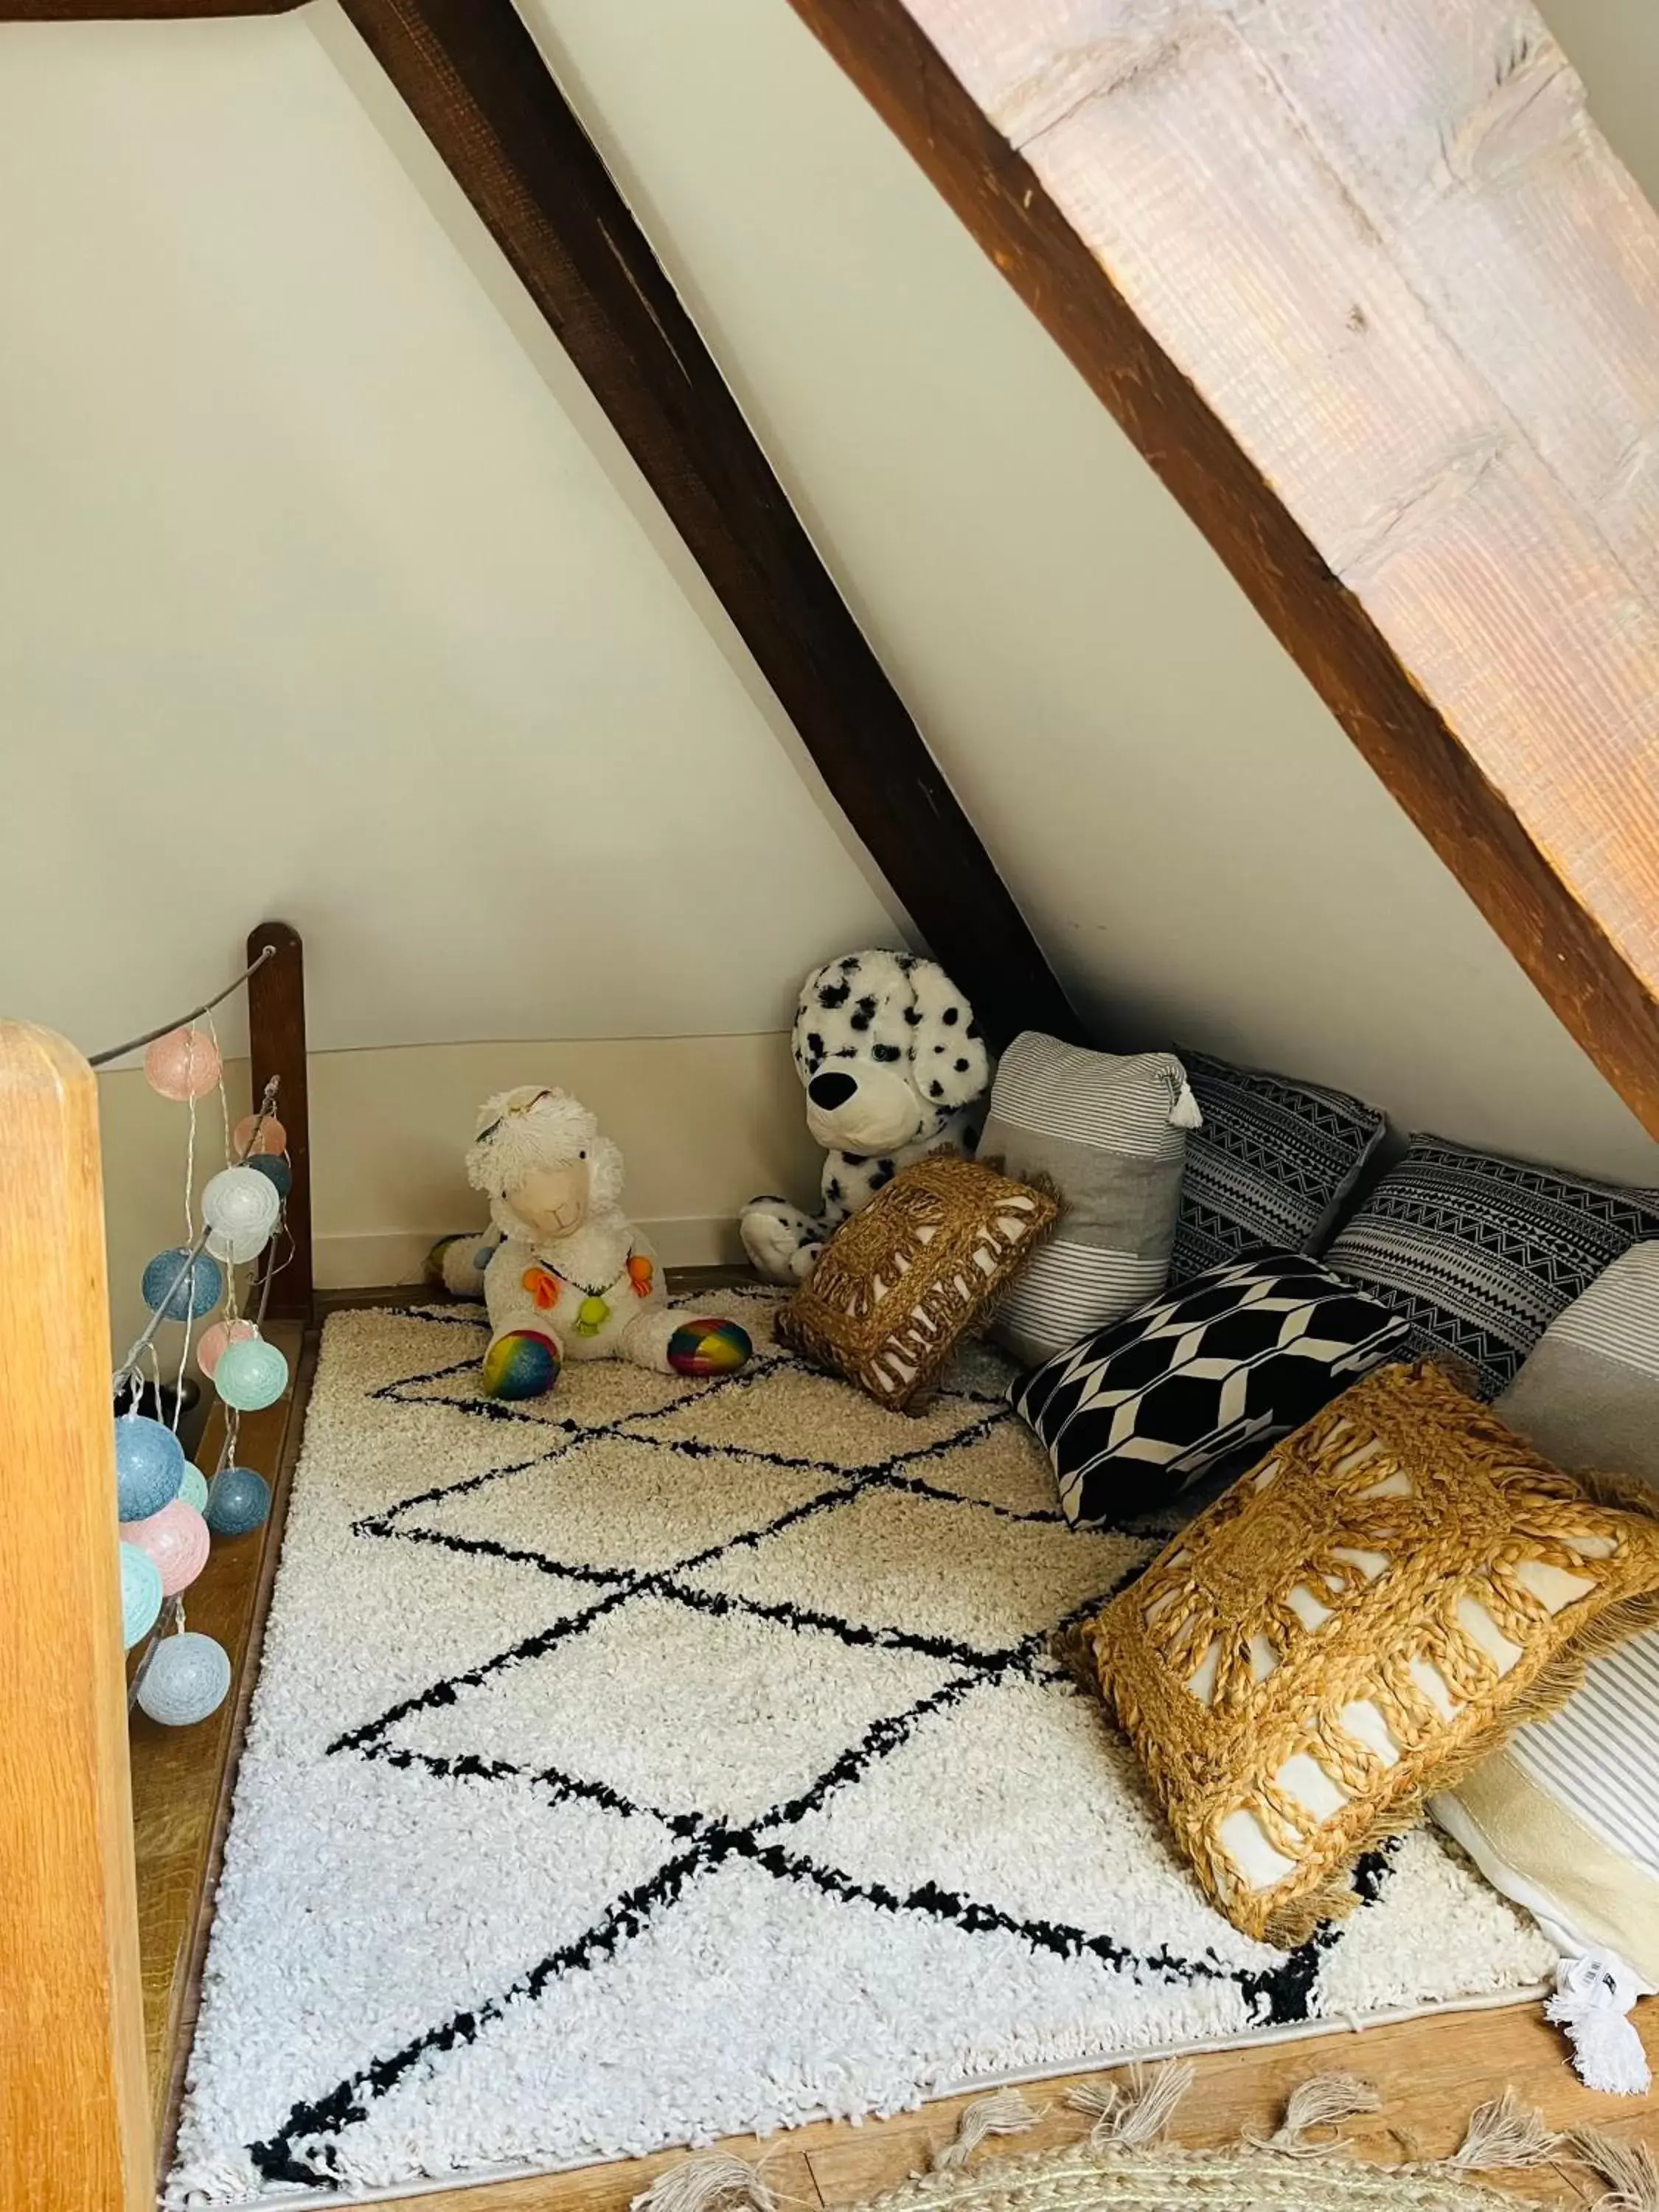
0 1023 152 2212
246 921 312 1322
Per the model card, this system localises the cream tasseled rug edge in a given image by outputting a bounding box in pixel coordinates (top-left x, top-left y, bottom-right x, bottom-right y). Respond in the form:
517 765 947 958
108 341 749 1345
641 2071 1651 2212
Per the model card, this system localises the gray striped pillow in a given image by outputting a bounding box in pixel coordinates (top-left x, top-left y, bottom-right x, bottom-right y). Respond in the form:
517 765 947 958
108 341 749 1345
979 1032 1200 1366
1432 1242 1659 1988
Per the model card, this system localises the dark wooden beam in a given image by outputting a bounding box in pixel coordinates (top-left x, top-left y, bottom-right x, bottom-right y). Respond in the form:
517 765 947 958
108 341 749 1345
787 0 1659 1140
333 0 1077 1053
246 921 312 1323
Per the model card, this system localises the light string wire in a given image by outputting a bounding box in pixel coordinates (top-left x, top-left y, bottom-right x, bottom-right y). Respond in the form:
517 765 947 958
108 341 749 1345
111 1076 280 1394
121 975 288 1714
87 944 274 1069
174 1066 201 1433
127 1138 291 1710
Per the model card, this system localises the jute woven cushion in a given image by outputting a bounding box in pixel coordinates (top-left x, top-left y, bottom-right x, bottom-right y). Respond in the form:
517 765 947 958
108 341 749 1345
1084 1360 1659 1944
1433 1245 1659 1990
777 1153 1056 1411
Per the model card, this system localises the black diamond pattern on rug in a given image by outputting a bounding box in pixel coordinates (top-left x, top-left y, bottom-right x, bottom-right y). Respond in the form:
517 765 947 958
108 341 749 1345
243 1296 1400 2189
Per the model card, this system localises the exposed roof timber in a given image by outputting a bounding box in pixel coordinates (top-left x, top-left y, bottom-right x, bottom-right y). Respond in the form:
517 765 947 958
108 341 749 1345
0 0 1080 1053
789 0 1659 1138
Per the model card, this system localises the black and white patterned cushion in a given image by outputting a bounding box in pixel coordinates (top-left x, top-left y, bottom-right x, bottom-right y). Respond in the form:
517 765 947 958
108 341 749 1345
1011 1251 1410 1528
1324 1135 1659 1399
1169 1048 1387 1285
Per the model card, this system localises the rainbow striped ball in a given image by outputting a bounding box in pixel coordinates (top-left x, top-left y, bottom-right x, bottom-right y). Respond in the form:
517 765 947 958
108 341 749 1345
481 1328 560 1401
667 1316 752 1378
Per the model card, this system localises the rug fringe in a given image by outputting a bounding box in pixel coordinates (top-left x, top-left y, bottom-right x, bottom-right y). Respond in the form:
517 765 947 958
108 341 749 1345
1067 2061 1193 2148
633 2151 779 2212
1439 2089 1559 2171
1571 2128 1659 2212
1251 2073 1383 2155
933 2089 1042 2169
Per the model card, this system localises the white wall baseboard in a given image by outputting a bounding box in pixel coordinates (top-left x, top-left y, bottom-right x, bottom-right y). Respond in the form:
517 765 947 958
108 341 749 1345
313 1215 745 1291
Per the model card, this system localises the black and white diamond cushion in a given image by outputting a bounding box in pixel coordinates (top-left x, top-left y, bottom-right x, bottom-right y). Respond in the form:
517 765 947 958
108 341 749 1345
1011 1251 1410 1528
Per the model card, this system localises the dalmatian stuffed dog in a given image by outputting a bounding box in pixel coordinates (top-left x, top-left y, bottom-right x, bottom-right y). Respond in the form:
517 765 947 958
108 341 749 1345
741 949 991 1284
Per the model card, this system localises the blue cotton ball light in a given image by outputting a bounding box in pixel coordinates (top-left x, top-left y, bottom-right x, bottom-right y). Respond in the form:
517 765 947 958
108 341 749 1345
114 1413 186 1521
245 1152 293 1201
212 1336 289 1411
136 1632 232 1727
202 1166 282 1265
119 1542 164 1651
206 1466 271 1538
142 1246 224 1321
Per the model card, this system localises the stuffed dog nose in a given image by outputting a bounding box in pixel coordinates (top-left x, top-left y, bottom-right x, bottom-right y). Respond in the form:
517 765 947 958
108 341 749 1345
808 1071 858 1111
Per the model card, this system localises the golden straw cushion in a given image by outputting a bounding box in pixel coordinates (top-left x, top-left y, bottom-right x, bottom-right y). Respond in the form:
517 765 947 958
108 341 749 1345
777 1154 1057 1412
1084 1360 1659 1945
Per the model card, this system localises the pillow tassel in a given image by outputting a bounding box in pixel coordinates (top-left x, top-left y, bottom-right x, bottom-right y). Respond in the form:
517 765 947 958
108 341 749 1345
1167 1079 1203 1131
1547 1954 1652 2096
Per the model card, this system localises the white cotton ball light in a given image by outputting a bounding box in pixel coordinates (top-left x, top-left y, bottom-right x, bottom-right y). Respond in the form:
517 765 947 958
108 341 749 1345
202 1166 281 1264
136 1632 231 1726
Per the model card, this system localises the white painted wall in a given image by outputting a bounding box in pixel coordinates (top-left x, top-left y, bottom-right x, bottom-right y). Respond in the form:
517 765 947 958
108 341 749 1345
98 1033 818 1363
0 7 891 1346
6 0 1658 1370
524 0 1659 1184
1542 0 1659 207
0 10 892 1061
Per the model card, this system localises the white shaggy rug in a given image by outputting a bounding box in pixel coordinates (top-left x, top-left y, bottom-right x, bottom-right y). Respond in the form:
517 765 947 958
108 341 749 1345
170 1293 1554 2207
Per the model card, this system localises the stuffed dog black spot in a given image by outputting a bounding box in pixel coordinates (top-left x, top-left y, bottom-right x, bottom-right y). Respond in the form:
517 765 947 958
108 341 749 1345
741 949 990 1284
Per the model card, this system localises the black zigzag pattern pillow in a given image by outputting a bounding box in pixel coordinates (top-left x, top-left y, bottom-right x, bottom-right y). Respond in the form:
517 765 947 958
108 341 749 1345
1011 1251 1410 1528
1169 1048 1387 1286
1325 1135 1659 1399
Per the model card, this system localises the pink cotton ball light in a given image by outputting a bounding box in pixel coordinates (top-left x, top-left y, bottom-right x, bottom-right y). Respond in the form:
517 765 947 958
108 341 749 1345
233 1113 287 1158
121 1498 211 1597
198 1318 258 1380
145 1025 222 1102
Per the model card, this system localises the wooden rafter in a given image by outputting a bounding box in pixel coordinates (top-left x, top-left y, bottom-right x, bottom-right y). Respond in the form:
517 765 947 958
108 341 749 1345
327 0 1077 1051
790 0 1659 1138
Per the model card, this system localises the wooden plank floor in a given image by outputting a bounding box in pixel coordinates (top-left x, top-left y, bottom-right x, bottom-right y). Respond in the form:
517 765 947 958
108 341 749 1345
138 1284 1659 2209
375 1998 1659 2212
130 1316 312 2171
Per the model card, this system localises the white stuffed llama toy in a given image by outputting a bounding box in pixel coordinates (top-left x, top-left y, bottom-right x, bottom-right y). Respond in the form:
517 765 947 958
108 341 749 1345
741 949 992 1284
434 1086 751 1400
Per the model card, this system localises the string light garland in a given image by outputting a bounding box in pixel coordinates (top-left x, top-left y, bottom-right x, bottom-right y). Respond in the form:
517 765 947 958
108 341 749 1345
110 954 291 1728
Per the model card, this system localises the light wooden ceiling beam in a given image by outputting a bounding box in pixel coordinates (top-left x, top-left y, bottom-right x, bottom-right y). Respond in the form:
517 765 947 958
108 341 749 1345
790 0 1659 1135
